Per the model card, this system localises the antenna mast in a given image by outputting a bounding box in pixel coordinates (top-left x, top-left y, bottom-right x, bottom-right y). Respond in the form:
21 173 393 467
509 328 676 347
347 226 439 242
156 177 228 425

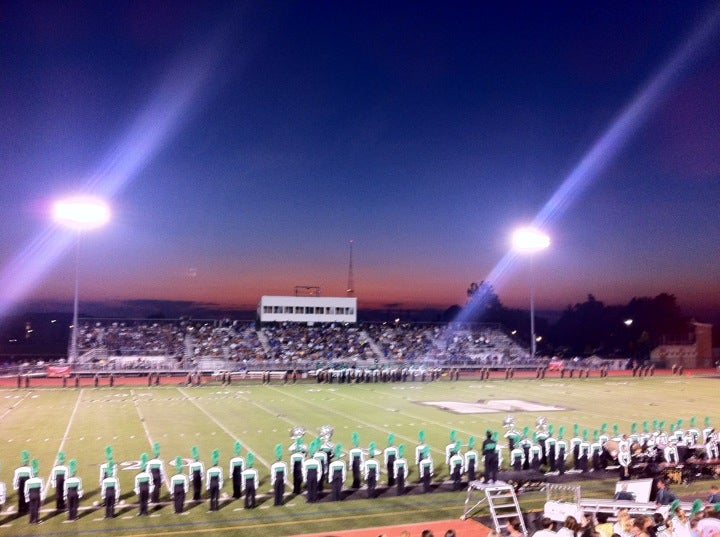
346 240 355 296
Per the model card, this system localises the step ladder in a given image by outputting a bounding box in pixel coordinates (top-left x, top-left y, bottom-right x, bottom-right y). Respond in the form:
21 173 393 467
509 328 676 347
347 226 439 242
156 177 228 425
462 482 527 535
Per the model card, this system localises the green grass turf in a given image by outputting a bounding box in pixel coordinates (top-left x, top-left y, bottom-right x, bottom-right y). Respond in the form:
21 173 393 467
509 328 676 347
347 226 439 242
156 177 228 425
0 374 716 536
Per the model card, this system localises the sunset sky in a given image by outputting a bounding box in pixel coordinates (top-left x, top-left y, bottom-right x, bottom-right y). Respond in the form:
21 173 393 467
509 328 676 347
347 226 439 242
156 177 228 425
1 1 719 319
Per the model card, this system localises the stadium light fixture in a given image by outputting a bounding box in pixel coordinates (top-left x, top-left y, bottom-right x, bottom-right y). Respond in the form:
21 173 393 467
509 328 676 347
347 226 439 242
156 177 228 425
53 196 111 363
511 226 551 362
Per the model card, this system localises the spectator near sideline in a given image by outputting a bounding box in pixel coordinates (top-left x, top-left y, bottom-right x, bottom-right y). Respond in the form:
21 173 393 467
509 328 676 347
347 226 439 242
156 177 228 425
655 480 677 506
533 516 557 537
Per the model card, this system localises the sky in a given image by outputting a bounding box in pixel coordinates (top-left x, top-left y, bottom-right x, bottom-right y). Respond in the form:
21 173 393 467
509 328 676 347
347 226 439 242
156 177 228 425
1 1 720 319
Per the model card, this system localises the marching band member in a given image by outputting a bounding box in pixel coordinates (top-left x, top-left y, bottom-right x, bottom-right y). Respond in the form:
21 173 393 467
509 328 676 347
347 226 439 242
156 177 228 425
24 459 44 525
188 446 204 501
590 431 603 471
64 459 83 521
290 438 305 495
383 434 398 487
101 461 120 519
545 427 557 473
482 431 498 483
510 444 525 471
13 450 32 515
703 417 714 444
349 432 364 489
449 442 464 491
169 456 188 514
530 433 543 471
464 436 478 482
393 445 408 496
147 442 166 504
241 453 259 508
302 440 321 503
415 430 428 474
229 441 244 499
445 430 458 466
271 444 287 506
206 449 223 512
134 453 152 516
570 424 582 472
578 430 591 473
50 451 68 511
364 442 380 499
664 441 680 464
419 446 434 493
99 446 117 491
328 445 346 501
555 427 567 476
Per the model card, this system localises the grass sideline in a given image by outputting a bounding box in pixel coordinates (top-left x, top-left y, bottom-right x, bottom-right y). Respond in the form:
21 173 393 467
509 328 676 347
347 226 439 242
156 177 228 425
0 373 717 536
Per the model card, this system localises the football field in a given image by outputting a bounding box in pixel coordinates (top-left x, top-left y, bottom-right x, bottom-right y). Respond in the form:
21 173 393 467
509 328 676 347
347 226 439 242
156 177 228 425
0 372 716 536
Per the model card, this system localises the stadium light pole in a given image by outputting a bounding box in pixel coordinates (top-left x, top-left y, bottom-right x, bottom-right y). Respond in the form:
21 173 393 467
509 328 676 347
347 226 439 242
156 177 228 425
511 227 551 361
53 197 111 363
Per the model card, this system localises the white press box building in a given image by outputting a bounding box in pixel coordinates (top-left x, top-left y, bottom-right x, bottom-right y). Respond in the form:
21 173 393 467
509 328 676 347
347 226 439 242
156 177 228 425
257 296 357 324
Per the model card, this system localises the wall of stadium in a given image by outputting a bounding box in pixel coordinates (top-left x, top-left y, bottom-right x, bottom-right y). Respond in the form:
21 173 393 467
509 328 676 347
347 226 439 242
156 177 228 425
257 296 357 324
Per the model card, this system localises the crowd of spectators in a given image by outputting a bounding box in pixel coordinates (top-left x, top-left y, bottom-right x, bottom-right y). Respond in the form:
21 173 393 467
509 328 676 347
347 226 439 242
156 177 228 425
70 319 543 369
524 487 720 537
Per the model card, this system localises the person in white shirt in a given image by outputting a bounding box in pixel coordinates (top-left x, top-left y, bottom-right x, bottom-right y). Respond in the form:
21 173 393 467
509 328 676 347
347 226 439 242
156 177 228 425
533 516 557 537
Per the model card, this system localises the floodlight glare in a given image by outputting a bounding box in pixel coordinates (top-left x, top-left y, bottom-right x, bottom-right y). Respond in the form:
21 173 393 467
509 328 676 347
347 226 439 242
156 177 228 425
53 196 111 363
53 197 111 231
511 227 551 253
511 226 551 362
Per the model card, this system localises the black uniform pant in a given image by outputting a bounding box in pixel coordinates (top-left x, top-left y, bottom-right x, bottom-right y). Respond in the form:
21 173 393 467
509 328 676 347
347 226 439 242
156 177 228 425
274 476 284 506
484 454 498 483
522 446 530 469
548 446 557 471
209 476 220 511
173 483 185 513
67 488 79 520
467 459 476 482
105 488 116 518
452 466 462 490
28 489 41 524
55 475 66 510
423 467 433 493
579 454 588 473
306 468 318 503
396 468 405 495
232 467 242 498
192 471 202 501
352 458 361 488
367 468 377 498
138 482 150 515
245 478 256 508
151 469 161 503
557 447 566 475
331 469 342 501
17 476 28 514
293 462 303 494
386 455 396 486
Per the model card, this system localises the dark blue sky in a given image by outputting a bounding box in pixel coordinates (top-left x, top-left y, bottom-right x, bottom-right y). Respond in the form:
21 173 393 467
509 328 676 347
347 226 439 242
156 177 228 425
1 1 719 318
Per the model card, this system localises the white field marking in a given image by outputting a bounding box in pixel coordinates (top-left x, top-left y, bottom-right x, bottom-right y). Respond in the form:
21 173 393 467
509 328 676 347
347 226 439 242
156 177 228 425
267 385 445 458
0 391 32 421
130 389 170 490
176 387 272 471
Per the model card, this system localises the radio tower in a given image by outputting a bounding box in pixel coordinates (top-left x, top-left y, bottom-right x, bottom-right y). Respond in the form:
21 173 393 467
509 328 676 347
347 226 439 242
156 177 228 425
346 239 355 296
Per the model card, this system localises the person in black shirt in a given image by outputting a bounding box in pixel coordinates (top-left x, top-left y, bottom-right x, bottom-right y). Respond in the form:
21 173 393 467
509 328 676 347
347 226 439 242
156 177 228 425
482 431 498 484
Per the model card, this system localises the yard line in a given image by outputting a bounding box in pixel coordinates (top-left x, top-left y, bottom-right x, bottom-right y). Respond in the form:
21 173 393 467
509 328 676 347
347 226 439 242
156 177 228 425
43 388 84 497
131 389 170 489
0 390 32 421
176 387 271 470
